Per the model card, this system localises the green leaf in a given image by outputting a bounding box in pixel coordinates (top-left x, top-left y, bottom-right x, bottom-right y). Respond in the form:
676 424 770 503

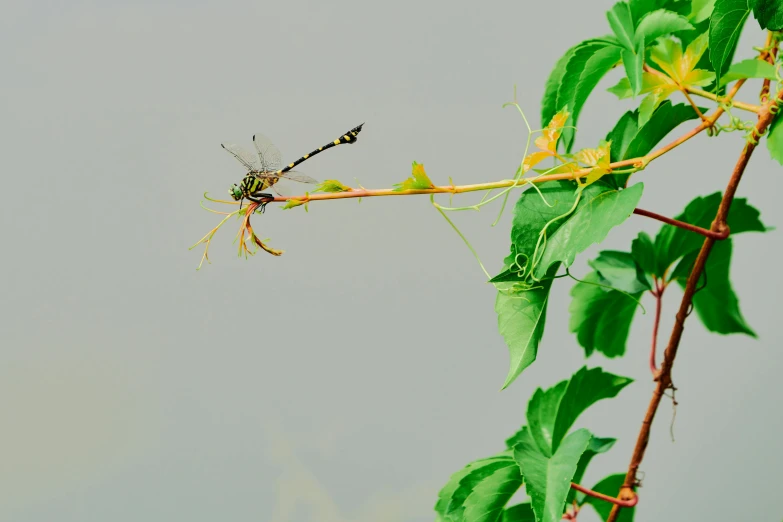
605 111 639 162
622 101 703 160
709 0 752 85
652 194 766 336
581 473 635 522
556 42 624 151
567 436 617 504
690 0 717 22
630 0 692 23
608 2 637 50
315 179 352 193
631 231 657 285
435 455 523 522
622 35 646 95
676 240 756 336
532 182 644 279
720 58 778 85
767 111 783 165
526 367 633 455
653 193 766 274
393 161 434 191
589 250 650 293
635 9 694 44
494 181 607 283
541 44 581 132
501 504 537 522
605 102 704 186
495 271 556 389
281 198 306 210
754 0 783 30
493 181 642 282
569 273 643 357
513 428 593 522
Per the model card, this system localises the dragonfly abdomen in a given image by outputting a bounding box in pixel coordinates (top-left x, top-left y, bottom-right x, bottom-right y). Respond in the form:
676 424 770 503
277 123 364 174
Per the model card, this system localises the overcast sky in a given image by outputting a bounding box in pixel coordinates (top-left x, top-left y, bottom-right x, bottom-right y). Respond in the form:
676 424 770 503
2 1 781 521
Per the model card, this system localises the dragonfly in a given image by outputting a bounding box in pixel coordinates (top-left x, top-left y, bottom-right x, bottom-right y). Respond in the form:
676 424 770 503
221 123 364 211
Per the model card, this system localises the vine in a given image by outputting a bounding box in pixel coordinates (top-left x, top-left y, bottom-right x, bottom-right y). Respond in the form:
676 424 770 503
195 2 782 521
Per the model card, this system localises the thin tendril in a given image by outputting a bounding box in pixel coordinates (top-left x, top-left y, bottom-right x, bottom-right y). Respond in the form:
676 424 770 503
431 195 491 279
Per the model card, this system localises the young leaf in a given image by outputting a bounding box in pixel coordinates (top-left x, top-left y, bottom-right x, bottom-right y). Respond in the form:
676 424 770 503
531 182 644 280
495 270 556 389
501 503 536 522
767 112 783 166
281 198 306 210
567 436 617 504
556 42 624 151
575 141 612 185
315 179 353 193
393 161 434 191
581 473 635 522
526 366 633 455
635 9 694 44
569 272 644 357
513 428 592 522
720 58 778 85
753 0 783 30
435 455 523 522
641 32 714 118
523 109 571 172
608 1 637 50
709 0 752 84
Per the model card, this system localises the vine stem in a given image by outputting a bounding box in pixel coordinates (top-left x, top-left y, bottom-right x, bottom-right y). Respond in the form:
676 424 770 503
570 482 639 508
256 67 757 209
633 208 730 239
649 277 663 376
605 75 783 522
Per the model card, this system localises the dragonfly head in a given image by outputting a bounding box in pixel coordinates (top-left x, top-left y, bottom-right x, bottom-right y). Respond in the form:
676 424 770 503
229 184 243 201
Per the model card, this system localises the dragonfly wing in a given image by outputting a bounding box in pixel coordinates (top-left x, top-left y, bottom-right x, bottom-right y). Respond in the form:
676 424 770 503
253 133 283 173
261 171 315 197
279 170 318 184
221 143 262 171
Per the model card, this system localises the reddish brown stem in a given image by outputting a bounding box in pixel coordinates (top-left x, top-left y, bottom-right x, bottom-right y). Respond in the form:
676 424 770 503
760 34 778 103
649 278 663 376
570 482 638 508
633 208 729 240
606 79 783 522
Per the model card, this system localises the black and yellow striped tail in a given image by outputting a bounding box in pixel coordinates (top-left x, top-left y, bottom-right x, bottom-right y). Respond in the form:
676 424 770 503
279 123 365 174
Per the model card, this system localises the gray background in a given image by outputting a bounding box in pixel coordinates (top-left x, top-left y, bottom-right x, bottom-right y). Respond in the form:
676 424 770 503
2 1 781 521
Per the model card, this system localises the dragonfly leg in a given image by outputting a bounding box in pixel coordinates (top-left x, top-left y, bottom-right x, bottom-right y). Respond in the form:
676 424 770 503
247 192 274 213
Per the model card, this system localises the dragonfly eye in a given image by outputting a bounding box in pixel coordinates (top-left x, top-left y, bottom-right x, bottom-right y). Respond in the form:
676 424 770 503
229 184 242 200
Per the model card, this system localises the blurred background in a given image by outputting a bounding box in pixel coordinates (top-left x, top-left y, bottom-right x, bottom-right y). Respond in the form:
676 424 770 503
1 1 781 520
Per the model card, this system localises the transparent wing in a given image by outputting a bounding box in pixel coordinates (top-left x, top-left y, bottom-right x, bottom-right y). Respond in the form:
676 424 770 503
253 133 283 173
251 170 317 197
279 171 318 184
221 143 261 171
